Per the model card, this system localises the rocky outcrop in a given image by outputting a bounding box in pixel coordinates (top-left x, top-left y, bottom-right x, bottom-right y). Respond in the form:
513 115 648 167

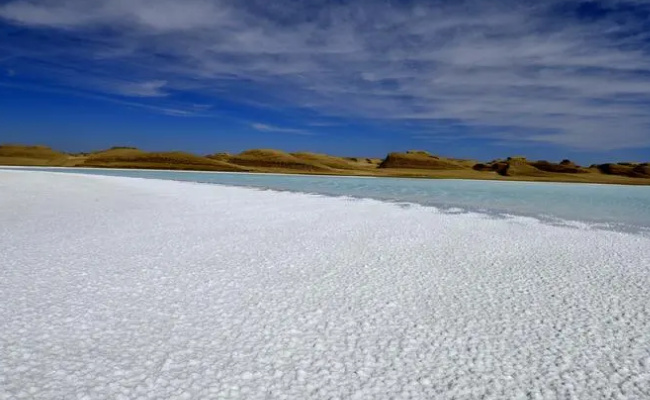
530 160 587 173
496 157 549 177
406 150 432 156
632 165 650 178
472 163 496 172
597 163 634 177
597 163 650 178
474 157 589 176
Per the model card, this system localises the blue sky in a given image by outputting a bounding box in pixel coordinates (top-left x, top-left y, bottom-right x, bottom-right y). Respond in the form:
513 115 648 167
1 0 650 164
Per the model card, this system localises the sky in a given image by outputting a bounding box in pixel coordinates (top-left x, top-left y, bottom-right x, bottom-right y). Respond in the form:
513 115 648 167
1 0 650 164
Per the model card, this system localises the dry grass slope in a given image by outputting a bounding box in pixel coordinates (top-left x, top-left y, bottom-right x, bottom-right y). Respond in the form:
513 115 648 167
344 157 382 166
291 152 378 170
1 143 649 185
379 151 467 170
496 157 550 177
227 149 335 172
81 148 249 172
0 144 72 166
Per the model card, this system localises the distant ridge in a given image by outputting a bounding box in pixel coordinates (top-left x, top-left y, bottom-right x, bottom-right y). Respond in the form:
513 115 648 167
80 148 248 172
1 144 649 185
225 149 333 172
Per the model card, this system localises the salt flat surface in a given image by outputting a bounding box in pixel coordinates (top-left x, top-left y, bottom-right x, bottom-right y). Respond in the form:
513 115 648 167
1 170 650 399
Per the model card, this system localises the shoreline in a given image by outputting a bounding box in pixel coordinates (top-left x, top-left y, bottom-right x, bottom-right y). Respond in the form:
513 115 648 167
3 164 650 187
3 168 649 236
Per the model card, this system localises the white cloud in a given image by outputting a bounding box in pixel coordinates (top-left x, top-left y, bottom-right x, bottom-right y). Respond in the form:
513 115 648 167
1 0 650 150
113 80 168 97
0 0 229 30
251 123 311 135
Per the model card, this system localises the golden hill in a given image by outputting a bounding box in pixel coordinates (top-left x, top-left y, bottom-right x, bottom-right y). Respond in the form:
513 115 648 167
290 152 378 170
80 148 248 172
379 151 467 170
344 157 382 166
225 149 335 172
469 157 650 184
208 150 384 175
0 144 74 166
496 157 550 177
1 143 649 185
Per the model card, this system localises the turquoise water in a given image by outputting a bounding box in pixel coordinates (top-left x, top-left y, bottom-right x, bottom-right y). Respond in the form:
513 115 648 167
8 167 650 232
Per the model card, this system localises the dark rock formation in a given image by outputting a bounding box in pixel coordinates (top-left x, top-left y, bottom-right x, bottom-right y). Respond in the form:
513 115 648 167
530 160 586 173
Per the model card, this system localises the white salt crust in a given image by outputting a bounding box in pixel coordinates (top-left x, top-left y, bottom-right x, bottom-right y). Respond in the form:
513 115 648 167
1 170 649 399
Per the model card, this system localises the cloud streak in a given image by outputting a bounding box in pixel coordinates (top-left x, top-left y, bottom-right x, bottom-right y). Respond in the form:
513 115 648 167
1 0 650 150
251 123 311 135
113 80 168 97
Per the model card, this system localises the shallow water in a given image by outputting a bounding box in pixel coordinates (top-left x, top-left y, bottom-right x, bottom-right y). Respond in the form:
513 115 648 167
7 167 650 232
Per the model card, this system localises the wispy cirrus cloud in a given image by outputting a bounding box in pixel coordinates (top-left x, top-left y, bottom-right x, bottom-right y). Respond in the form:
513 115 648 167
251 123 312 135
0 79 198 117
113 80 168 97
1 0 650 150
